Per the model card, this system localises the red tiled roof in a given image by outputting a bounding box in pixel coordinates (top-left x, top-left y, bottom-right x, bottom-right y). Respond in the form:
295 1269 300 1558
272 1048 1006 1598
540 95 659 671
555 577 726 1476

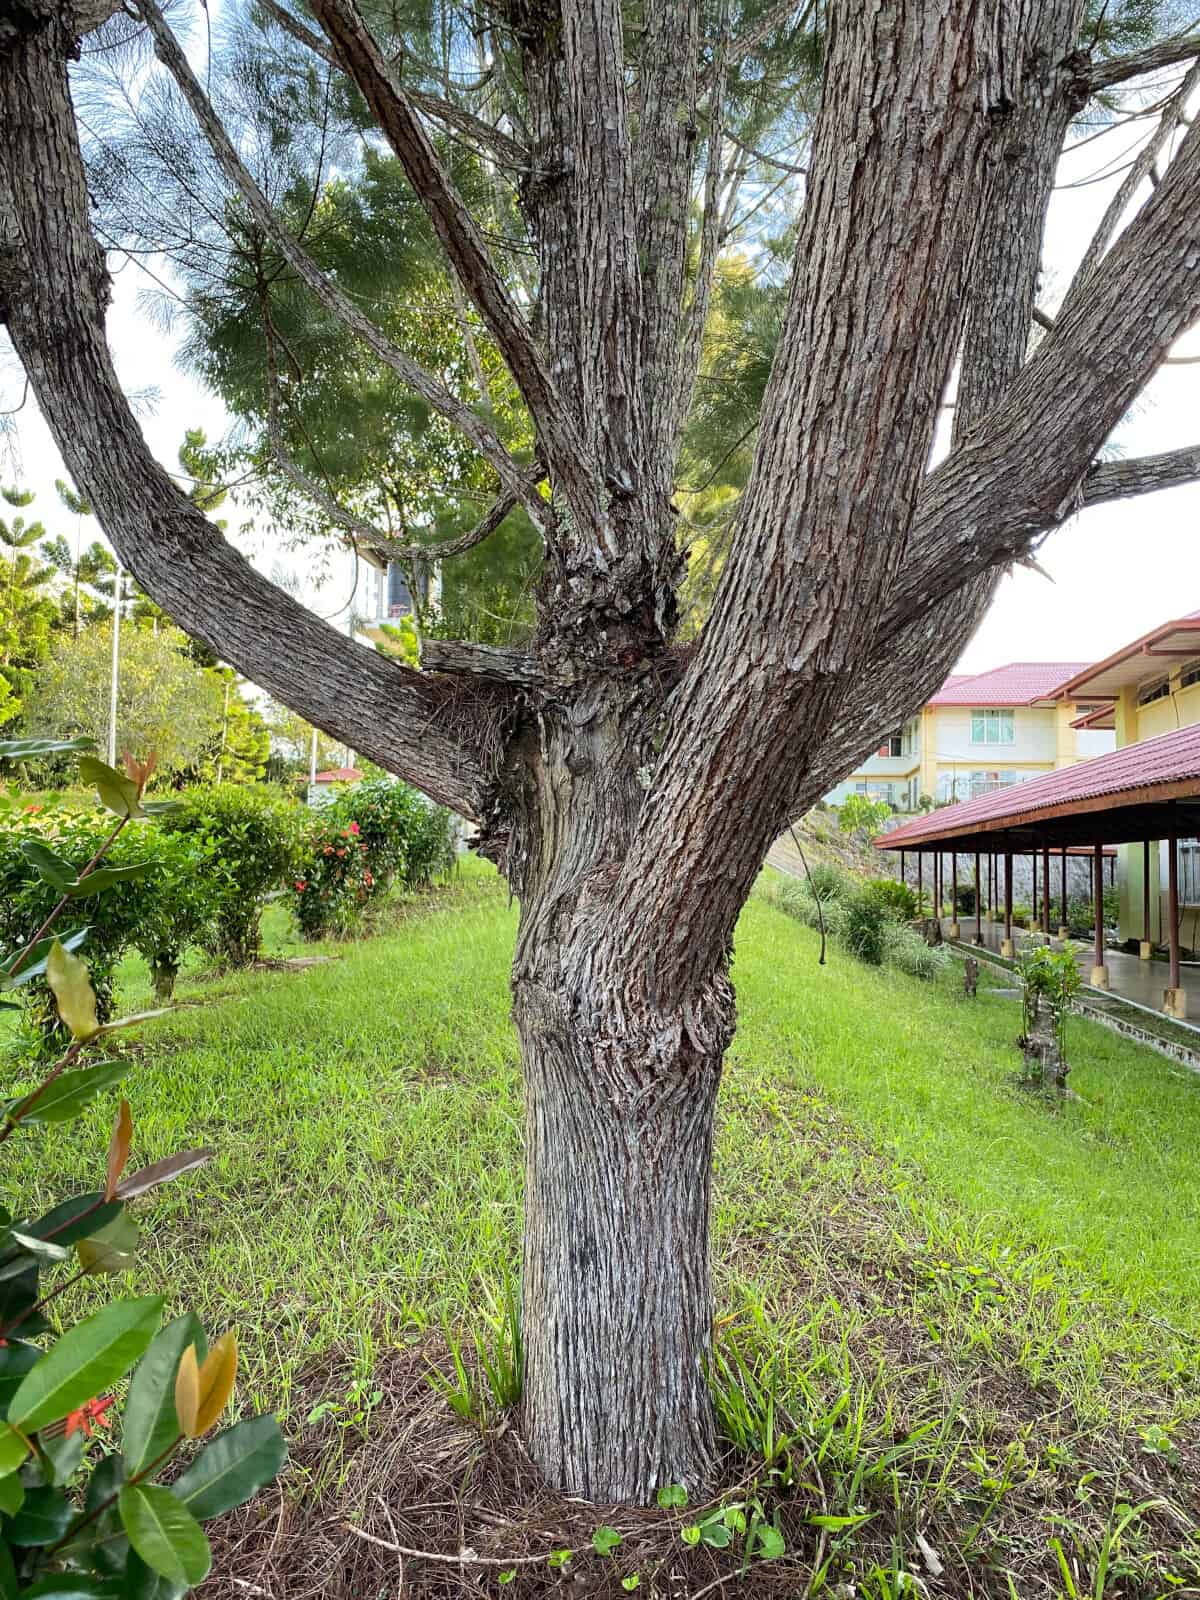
929 662 1092 706
314 767 362 783
877 722 1200 849
1061 612 1200 699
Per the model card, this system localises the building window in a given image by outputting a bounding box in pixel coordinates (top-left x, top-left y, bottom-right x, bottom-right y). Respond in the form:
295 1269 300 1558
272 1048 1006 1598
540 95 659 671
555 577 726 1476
971 709 1014 745
1138 677 1169 706
856 780 894 804
969 769 1017 799
1180 662 1200 691
386 562 414 617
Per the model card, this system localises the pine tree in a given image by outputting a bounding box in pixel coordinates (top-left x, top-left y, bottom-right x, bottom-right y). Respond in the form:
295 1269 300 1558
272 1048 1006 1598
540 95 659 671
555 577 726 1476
0 487 58 718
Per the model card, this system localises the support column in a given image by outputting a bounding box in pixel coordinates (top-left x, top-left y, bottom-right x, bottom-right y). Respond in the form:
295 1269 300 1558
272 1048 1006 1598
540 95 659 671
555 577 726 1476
974 853 982 944
949 853 960 939
1001 852 1014 958
917 853 923 917
1030 854 1038 928
1041 848 1051 937
1140 840 1152 961
900 849 906 892
1090 843 1109 988
935 853 942 922
1059 848 1069 941
1165 832 1187 1019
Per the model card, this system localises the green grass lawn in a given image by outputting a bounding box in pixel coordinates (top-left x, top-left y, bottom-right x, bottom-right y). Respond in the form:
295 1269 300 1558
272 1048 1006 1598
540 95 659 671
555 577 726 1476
5 861 1200 1596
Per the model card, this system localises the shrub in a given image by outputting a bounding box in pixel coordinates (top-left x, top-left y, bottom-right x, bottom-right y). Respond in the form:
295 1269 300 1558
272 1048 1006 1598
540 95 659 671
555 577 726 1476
883 920 951 980
839 888 888 965
292 814 374 939
865 877 918 920
127 828 222 1001
291 781 457 939
163 784 303 967
805 862 848 903
0 806 151 1044
0 737 284 1594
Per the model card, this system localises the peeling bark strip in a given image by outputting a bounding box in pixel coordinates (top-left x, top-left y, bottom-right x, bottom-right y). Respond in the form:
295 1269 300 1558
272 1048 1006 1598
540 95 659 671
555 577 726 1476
3 0 1200 1504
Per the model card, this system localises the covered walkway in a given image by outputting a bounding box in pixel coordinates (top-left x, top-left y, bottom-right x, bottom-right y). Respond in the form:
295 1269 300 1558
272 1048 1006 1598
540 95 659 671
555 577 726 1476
878 724 1200 1023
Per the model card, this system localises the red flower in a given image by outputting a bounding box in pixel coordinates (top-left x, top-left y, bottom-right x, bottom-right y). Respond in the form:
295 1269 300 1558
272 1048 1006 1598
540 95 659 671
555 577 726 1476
336 848 346 858
295 880 307 892
363 871 374 887
323 845 333 856
347 822 360 835
65 1396 115 1439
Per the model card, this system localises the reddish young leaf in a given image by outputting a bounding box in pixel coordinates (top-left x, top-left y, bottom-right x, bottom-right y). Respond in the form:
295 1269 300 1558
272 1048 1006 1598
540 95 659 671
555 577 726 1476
105 1098 134 1201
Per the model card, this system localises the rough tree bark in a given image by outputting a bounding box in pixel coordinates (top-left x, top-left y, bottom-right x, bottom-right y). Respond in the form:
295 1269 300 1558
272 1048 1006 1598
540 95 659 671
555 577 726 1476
3 0 1199 1504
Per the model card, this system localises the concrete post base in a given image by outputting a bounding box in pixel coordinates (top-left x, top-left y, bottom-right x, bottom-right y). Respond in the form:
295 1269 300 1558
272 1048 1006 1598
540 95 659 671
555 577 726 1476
1000 938 1015 958
1057 926 1070 943
948 921 961 939
1164 987 1188 1020
1090 964 1109 989
1139 941 1153 961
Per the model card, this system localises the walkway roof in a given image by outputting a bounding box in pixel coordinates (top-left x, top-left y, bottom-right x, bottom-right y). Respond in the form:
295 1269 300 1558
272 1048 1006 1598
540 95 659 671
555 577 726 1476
929 661 1091 707
876 723 1200 853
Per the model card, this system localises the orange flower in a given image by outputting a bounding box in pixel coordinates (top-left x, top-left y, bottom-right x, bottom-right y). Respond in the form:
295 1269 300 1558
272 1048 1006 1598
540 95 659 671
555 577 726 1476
65 1395 115 1439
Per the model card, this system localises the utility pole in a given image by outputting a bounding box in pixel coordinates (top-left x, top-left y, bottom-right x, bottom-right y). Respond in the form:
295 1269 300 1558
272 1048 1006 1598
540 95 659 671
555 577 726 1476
107 563 122 766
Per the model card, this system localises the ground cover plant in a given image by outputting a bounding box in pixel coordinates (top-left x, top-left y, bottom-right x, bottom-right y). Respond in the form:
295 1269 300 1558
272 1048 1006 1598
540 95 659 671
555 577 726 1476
9 860 1200 1597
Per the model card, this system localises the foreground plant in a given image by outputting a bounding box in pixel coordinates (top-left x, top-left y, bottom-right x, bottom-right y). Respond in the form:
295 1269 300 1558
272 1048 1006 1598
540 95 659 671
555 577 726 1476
0 737 284 1593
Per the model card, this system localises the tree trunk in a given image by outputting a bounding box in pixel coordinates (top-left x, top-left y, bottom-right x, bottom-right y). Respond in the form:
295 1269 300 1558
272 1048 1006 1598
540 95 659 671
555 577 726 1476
516 983 725 1502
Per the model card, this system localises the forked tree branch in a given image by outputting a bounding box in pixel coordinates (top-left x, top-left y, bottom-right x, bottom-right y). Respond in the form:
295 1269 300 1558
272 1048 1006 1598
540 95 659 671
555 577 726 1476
305 0 597 514
1087 30 1200 91
135 0 545 528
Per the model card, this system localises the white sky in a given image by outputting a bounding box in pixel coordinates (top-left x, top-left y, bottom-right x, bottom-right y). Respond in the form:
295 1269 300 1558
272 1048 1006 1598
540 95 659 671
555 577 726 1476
1 70 1197 675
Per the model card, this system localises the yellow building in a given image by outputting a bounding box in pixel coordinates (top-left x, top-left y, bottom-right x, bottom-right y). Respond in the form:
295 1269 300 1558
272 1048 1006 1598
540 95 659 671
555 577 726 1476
1061 612 1200 950
826 663 1114 813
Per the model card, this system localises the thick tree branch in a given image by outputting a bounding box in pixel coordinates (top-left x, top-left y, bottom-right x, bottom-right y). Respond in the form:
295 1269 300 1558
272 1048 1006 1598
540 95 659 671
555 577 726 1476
1081 444 1200 504
894 104 1200 633
304 0 598 520
0 18 507 818
134 0 545 528
1087 30 1200 92
257 0 531 169
1069 55 1200 291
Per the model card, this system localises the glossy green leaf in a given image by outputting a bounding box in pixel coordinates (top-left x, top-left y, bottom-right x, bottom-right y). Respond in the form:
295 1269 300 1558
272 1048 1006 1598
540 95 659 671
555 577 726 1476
0 1421 29 1477
122 1314 205 1478
118 1484 211 1588
1 927 89 991
78 757 143 819
8 1295 163 1433
41 1421 87 1486
0 1231 70 1268
63 861 157 898
76 1212 139 1276
0 1470 22 1515
0 1540 15 1600
0 736 94 760
18 840 76 893
0 1340 42 1411
170 1415 286 1520
26 1194 122 1248
5 1061 129 1127
5 1484 73 1545
122 1549 187 1600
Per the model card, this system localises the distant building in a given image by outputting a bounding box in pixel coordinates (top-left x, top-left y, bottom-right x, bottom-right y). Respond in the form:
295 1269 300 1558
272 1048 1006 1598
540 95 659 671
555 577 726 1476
825 663 1115 813
1060 612 1200 948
